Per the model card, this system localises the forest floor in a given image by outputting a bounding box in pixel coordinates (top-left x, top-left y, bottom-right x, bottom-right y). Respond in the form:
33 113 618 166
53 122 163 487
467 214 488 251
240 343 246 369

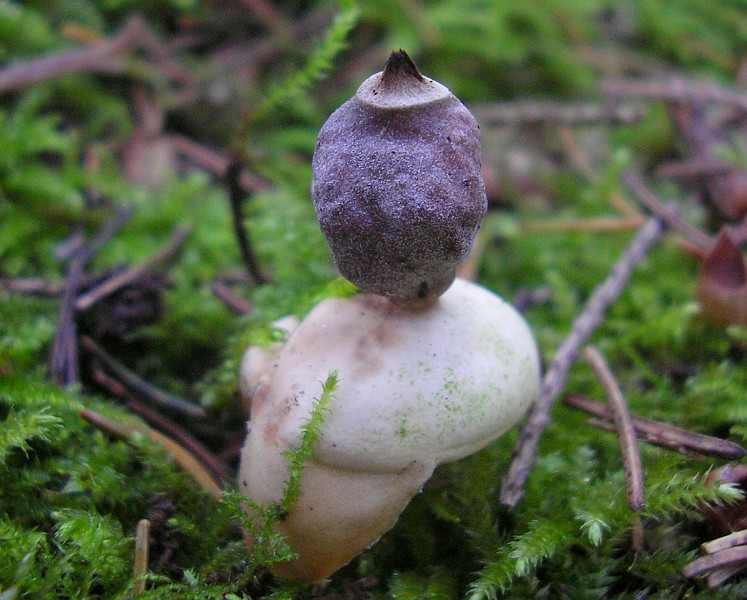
3 1 747 598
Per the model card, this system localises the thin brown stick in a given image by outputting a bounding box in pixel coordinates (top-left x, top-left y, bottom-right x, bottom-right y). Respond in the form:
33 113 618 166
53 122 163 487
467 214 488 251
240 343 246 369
656 159 734 179
133 518 150 595
49 257 84 386
92 369 230 483
226 159 268 285
0 21 137 92
0 16 194 94
521 216 645 234
693 529 747 588
75 225 190 311
500 215 664 508
471 100 642 126
622 170 713 251
167 134 267 191
564 393 746 460
0 17 168 93
556 125 597 183
211 279 253 315
0 277 64 296
602 77 747 114
705 564 747 589
80 335 206 419
586 418 703 459
584 346 645 513
682 545 747 579
80 409 222 500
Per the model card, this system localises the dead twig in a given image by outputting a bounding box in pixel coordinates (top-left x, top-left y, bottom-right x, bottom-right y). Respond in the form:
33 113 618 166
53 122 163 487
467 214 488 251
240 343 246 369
602 77 747 114
584 346 645 554
167 134 267 192
682 529 747 588
631 513 644 558
623 170 713 251
0 19 139 92
555 126 642 219
500 215 664 508
80 335 206 420
471 100 642 126
49 207 134 387
0 277 64 296
704 563 747 589
521 216 646 234
0 17 191 94
584 346 645 511
80 409 222 500
225 158 268 285
211 279 253 315
703 530 747 555
656 159 734 180
682 546 747 579
564 393 746 460
74 225 190 312
92 369 230 484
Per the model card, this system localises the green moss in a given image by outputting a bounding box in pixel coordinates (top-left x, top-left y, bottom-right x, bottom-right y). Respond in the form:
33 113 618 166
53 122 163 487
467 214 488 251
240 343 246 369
3 0 747 597
224 372 337 576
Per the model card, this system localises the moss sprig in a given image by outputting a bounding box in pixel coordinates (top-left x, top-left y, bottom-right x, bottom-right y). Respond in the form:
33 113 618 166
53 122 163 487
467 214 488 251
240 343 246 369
223 372 337 573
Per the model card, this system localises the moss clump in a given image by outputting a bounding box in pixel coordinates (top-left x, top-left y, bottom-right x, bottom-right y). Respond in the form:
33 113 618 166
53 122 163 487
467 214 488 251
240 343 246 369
3 0 747 598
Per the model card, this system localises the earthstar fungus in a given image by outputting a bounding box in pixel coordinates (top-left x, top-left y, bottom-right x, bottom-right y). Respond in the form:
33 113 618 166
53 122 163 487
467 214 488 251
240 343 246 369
239 51 541 581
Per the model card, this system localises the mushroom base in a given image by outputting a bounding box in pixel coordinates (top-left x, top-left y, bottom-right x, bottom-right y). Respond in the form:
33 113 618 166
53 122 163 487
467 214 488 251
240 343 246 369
242 451 433 581
239 279 541 582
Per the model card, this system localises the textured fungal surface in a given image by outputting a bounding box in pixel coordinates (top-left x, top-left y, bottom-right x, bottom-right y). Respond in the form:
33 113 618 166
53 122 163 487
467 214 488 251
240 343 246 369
312 51 487 306
239 279 540 581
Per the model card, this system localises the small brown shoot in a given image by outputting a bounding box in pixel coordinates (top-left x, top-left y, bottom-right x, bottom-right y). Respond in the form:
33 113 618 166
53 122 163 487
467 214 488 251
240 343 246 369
133 518 150 595
211 279 254 315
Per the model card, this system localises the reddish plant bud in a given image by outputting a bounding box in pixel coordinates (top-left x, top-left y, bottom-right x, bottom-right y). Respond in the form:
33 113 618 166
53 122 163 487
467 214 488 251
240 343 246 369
312 50 487 307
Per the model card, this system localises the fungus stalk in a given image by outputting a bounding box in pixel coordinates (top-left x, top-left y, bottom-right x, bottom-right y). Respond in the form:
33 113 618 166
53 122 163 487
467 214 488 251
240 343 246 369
238 50 541 582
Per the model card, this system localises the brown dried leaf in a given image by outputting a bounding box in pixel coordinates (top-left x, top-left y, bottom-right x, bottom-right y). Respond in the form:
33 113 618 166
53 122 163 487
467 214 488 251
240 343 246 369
696 229 747 326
